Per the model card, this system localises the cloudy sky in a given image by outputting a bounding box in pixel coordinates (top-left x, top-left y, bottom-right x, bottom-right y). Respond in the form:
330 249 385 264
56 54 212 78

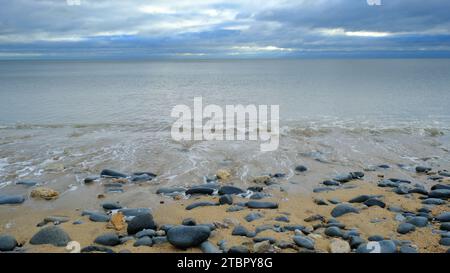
1 0 450 59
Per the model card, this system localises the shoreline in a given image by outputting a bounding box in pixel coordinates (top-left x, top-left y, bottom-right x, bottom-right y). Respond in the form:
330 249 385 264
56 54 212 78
1 167 449 253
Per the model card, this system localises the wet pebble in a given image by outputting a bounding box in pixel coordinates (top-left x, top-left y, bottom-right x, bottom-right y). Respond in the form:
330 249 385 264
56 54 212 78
0 235 18 252
30 226 71 247
292 235 315 250
127 214 157 235
397 223 416 234
0 195 25 205
167 225 211 249
330 204 359 218
94 233 121 246
246 201 278 209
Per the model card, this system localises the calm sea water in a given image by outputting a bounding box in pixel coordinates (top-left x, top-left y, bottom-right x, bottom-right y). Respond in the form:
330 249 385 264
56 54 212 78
0 59 449 205
1 59 450 126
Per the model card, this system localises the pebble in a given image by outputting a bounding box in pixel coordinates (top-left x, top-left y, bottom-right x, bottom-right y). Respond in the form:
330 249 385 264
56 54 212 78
324 226 343 237
274 215 290 223
304 214 325 223
200 241 221 253
83 176 99 184
102 202 122 210
249 192 267 200
395 214 406 222
323 180 340 186
119 208 151 217
330 204 359 217
216 169 231 180
185 187 215 195
156 187 185 194
422 198 446 205
329 238 351 253
135 229 156 238
232 225 249 236
349 236 365 249
432 184 450 191
182 218 197 226
251 175 273 185
397 223 416 234
0 195 25 205
292 235 315 250
152 236 168 245
246 201 278 209
226 205 245 212
89 212 110 222
399 245 418 253
0 235 18 251
16 180 38 187
94 233 121 246
254 240 272 253
428 189 450 199
364 198 386 208
439 237 450 246
218 194 233 205
218 186 245 195
253 237 277 244
30 187 59 200
81 245 115 253
186 201 218 210
133 236 153 247
127 214 157 234
314 198 328 205
294 165 308 173
440 223 450 231
131 173 155 182
416 166 431 173
167 225 211 249
245 212 263 222
406 216 428 227
368 235 384 241
313 187 335 193
228 245 249 253
30 226 71 247
100 169 127 178
436 212 450 222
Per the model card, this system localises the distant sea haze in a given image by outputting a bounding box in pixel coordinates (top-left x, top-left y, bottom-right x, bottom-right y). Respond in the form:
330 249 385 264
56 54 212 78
0 59 449 127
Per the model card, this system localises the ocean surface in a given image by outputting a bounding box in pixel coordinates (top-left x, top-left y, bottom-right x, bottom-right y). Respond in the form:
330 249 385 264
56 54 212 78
0 59 449 207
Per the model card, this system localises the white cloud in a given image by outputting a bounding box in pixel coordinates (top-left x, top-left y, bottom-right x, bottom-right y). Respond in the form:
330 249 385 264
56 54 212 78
232 45 295 52
317 28 392 37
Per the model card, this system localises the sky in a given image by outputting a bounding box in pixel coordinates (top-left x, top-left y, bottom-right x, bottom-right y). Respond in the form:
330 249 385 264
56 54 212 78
1 0 450 59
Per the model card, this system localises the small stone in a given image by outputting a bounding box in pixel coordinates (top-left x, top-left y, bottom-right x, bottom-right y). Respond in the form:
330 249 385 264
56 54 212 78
428 189 450 199
30 187 59 200
185 187 215 195
364 198 386 208
406 216 428 227
232 225 249 236
127 214 157 235
368 235 384 241
228 245 249 253
94 233 121 246
100 169 127 178
102 202 122 210
218 186 245 195
219 194 233 205
422 198 446 205
323 180 340 186
334 173 353 183
133 236 153 247
0 235 18 251
216 169 231 180
167 225 211 249
252 175 273 185
439 237 450 246
416 166 431 173
436 212 450 222
397 223 416 234
254 240 271 253
0 195 25 205
314 198 328 205
246 201 278 209
226 205 245 212
200 241 221 253
324 226 343 238
182 218 197 226
89 212 110 222
330 204 359 217
294 165 308 173
293 235 314 250
440 223 450 231
110 212 125 231
30 226 71 247
329 238 351 253
186 201 217 210
399 245 418 253
274 215 289 223
245 212 263 222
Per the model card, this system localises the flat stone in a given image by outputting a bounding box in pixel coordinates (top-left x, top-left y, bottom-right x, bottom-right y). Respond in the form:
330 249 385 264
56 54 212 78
100 169 128 178
200 241 221 253
232 225 249 236
293 235 314 250
102 202 122 210
186 202 217 210
406 216 428 227
0 195 25 205
429 189 450 199
185 187 215 195
94 233 121 246
246 201 278 209
324 226 343 237
397 223 416 234
133 236 153 247
436 212 450 222
330 204 359 217
364 198 386 208
245 212 263 222
218 186 245 195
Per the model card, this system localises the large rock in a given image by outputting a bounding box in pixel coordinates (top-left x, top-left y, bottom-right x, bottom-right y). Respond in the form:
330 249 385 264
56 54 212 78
127 214 157 235
0 235 18 251
330 204 359 217
94 233 121 246
30 226 71 247
167 225 210 249
0 195 25 205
